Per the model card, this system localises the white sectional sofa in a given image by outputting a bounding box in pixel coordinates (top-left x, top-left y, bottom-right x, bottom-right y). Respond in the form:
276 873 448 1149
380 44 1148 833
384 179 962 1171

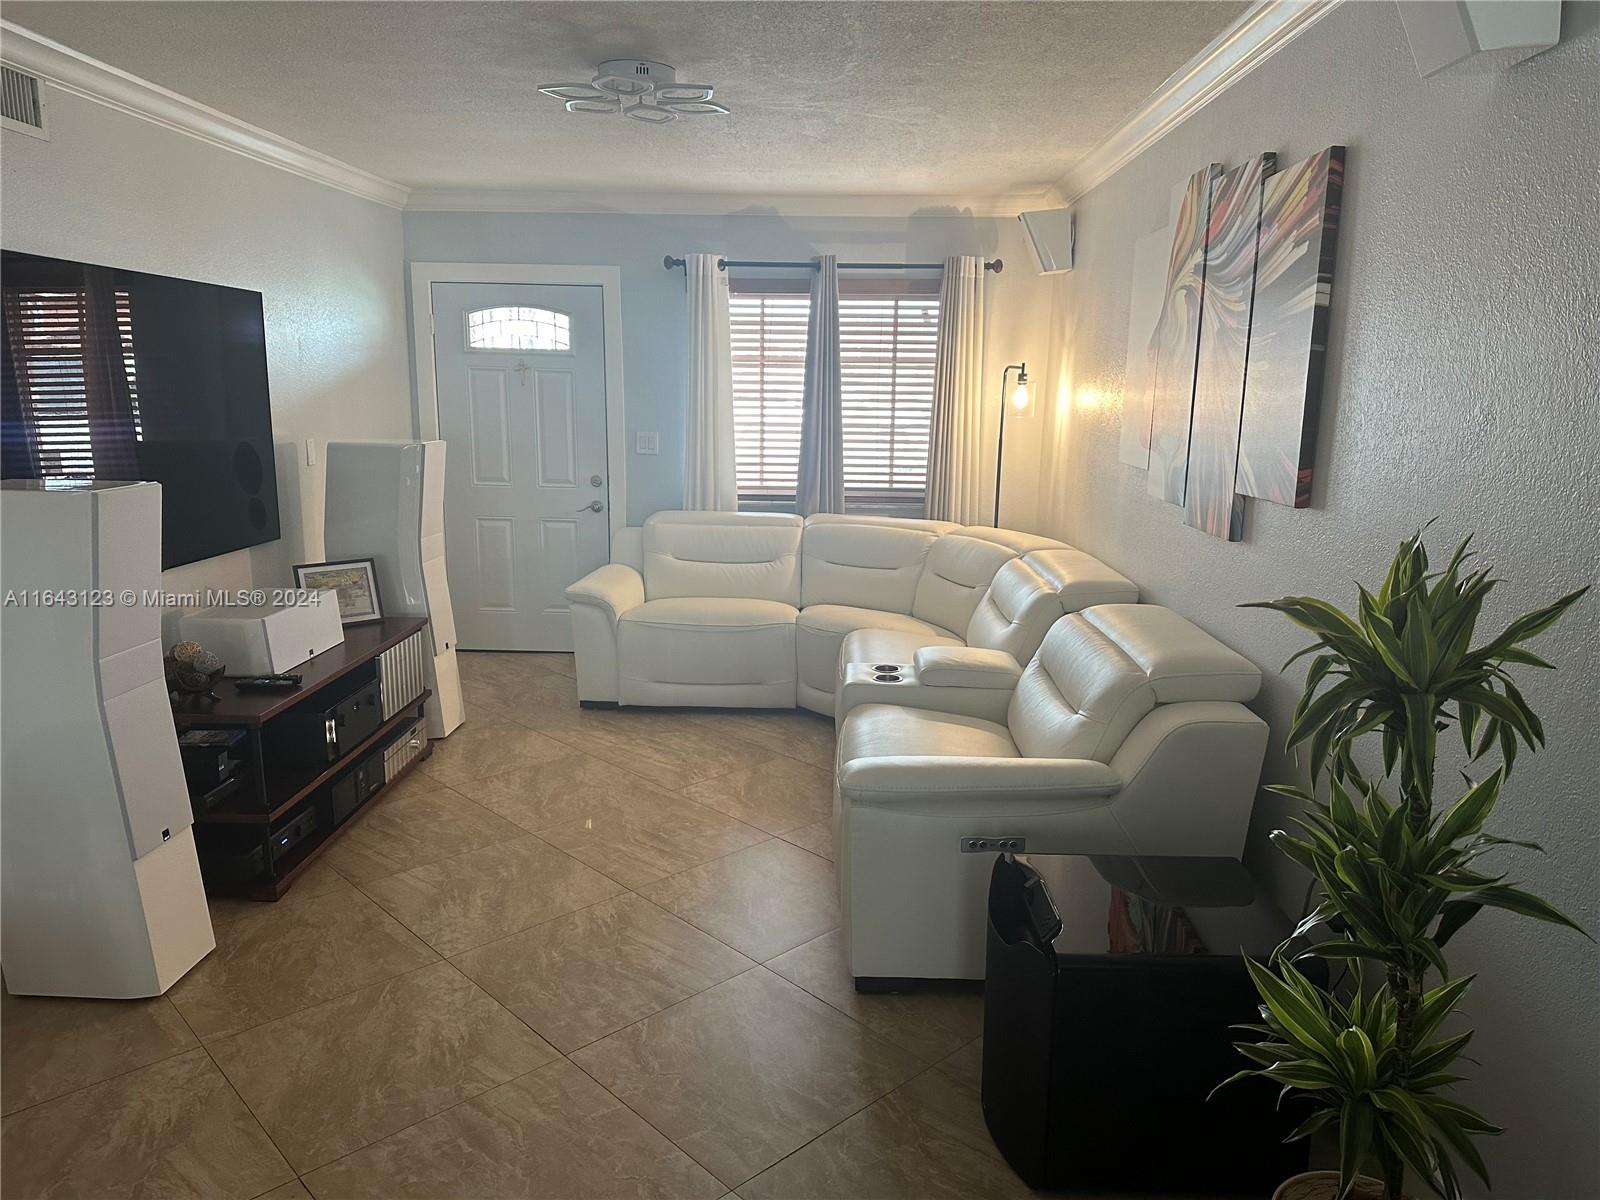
565 510 1139 715
834 603 1270 982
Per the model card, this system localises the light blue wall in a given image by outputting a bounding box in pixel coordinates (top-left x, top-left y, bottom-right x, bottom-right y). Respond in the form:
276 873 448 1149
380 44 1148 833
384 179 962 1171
402 209 1047 524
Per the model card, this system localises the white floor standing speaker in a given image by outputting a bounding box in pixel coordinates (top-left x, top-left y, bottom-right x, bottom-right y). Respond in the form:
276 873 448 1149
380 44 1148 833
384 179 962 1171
0 480 215 998
324 440 465 738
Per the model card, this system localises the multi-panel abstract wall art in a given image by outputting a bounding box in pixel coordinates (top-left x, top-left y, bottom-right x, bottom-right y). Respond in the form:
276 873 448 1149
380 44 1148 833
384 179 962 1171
1146 163 1220 506
1121 145 1346 541
1187 152 1276 540
1238 146 1347 509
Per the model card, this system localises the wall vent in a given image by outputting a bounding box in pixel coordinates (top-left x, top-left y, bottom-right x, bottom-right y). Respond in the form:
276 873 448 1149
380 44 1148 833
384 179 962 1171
1 64 48 139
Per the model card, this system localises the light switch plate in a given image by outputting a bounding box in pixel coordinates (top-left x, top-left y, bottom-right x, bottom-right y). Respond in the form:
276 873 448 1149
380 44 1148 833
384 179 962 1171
305 438 317 466
636 431 659 455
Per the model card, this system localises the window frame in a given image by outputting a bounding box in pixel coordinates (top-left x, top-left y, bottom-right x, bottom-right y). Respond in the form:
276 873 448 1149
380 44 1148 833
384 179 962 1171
727 273 940 515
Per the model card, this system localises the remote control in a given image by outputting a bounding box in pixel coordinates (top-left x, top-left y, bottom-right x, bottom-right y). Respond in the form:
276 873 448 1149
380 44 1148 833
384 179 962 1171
232 673 303 691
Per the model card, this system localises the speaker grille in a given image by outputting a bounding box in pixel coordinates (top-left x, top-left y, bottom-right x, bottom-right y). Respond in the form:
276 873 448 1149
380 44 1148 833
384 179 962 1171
377 628 428 720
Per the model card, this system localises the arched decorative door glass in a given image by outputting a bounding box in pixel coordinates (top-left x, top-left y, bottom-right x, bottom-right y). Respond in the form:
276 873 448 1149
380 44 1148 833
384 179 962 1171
465 305 572 352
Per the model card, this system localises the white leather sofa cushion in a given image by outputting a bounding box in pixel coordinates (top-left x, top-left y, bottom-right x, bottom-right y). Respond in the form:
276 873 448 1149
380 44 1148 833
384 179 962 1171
806 512 953 534
1007 604 1263 762
913 645 1023 688
1081 604 1261 703
839 703 1020 762
910 534 1021 636
963 557 1062 665
838 626 963 672
1008 614 1155 762
796 605 954 701
957 525 1066 556
839 756 1121 815
618 597 797 687
800 518 938 613
1023 547 1140 612
806 513 960 536
641 511 802 604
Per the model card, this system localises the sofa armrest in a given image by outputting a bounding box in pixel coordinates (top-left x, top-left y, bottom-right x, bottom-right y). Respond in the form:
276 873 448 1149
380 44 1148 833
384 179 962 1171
912 645 1022 689
565 563 644 624
836 662 1015 727
838 755 1121 814
1106 701 1268 858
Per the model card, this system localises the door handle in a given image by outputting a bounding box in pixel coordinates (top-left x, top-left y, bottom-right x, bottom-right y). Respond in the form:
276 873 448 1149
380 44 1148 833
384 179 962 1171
577 500 605 512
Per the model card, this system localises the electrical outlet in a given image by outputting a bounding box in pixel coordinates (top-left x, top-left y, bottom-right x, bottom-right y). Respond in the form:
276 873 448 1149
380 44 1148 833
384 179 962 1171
635 431 660 455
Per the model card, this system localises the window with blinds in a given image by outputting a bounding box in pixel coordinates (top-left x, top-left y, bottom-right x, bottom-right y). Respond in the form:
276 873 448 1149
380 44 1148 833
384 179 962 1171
839 293 938 506
3 288 143 477
729 284 939 511
730 292 809 502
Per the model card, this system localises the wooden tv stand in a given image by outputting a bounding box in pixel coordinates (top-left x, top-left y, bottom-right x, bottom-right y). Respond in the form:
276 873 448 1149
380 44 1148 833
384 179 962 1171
173 616 434 901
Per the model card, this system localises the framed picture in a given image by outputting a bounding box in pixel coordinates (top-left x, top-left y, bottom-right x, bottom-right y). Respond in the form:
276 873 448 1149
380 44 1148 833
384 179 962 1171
292 558 383 625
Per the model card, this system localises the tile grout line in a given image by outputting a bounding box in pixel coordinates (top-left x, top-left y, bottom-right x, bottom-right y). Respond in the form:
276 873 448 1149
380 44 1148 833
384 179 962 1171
174 829 819 1181
163 984 303 1193
345 823 782 960
177 896 446 1049
555 957 923 1193
208 954 544 1189
727 1033 990 1194
0 1023 200 1121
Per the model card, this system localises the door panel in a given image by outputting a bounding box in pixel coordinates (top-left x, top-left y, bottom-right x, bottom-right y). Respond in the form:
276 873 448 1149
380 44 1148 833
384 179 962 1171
468 369 512 485
534 370 578 487
538 519 580 620
433 282 609 650
474 517 516 611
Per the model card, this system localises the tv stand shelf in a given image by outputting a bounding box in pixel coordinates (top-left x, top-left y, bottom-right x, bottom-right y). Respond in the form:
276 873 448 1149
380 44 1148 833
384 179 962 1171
174 617 434 901
199 691 431 825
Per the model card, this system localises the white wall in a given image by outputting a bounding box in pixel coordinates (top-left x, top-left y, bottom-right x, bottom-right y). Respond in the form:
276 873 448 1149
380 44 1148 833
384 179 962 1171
402 208 1054 528
1037 4 1599 1196
1 87 413 594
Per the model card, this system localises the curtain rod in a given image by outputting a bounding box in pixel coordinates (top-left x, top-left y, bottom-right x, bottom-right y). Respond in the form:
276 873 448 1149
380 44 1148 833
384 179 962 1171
662 255 1003 274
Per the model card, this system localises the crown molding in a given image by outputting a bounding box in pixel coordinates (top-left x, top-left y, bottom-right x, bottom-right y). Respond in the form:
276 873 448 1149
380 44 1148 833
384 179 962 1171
0 21 411 209
0 18 1067 220
404 186 1063 219
1055 0 1344 204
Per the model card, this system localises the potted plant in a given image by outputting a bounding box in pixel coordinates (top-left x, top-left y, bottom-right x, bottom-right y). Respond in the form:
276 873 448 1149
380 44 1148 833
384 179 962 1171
1218 531 1588 1200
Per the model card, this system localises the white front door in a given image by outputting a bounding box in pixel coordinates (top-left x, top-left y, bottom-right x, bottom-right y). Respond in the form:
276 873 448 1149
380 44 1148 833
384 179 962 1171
431 282 610 650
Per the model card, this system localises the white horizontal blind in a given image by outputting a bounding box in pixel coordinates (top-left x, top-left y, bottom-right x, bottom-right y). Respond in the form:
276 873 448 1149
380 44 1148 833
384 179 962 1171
839 294 938 505
4 288 142 477
730 292 808 501
729 284 939 509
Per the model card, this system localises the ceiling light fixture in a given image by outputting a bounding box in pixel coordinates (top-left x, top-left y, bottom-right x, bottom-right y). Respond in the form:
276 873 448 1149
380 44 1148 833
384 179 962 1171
538 59 729 124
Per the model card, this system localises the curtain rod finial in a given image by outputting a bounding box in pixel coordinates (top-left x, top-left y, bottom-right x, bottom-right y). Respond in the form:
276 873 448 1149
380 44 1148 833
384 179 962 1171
987 258 1004 274
664 255 685 271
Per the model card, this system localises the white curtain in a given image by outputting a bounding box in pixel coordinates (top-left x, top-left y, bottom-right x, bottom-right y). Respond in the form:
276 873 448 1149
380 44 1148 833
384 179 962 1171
926 255 987 523
683 253 738 511
796 254 843 515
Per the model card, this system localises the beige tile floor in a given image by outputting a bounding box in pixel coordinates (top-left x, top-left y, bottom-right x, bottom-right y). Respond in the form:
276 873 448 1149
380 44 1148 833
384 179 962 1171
0 652 1184 1199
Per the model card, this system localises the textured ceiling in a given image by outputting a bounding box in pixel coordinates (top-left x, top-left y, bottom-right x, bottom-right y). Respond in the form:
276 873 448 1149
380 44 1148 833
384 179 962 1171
6 1 1248 196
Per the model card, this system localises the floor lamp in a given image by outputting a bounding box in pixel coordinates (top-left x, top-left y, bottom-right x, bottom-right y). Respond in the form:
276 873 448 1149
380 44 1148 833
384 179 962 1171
995 362 1030 526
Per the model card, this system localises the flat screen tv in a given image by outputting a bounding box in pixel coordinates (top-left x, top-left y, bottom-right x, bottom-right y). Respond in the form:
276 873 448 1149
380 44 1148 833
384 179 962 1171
1 250 279 568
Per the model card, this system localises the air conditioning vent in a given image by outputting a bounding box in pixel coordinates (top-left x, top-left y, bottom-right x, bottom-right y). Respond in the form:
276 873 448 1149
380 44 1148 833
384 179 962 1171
1 65 48 139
